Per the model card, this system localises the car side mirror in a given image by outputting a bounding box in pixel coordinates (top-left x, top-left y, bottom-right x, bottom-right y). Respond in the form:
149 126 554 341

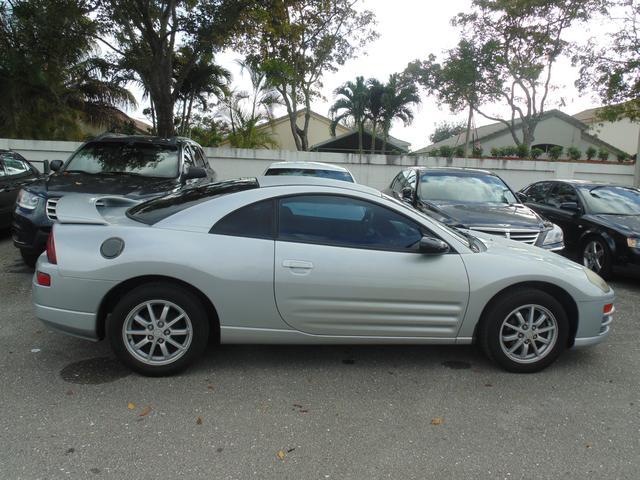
418 236 450 255
516 192 529 203
560 201 580 213
401 187 415 204
49 160 63 172
182 166 206 182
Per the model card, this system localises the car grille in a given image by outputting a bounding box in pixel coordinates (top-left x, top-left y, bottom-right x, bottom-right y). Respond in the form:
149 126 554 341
45 198 60 221
469 227 540 245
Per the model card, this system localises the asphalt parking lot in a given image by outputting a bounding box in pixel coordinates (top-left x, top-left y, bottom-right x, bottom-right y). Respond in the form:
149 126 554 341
0 232 638 480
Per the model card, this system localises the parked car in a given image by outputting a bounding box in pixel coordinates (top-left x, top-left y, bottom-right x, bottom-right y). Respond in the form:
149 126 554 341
519 180 640 278
33 176 613 376
386 167 564 251
12 134 215 266
1 150 40 229
264 161 355 182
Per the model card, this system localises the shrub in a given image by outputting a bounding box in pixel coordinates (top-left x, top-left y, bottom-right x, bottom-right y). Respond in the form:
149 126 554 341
530 147 544 159
516 144 529 158
598 148 610 161
472 145 483 157
427 148 439 157
567 146 582 161
490 147 500 157
585 146 597 160
439 145 454 158
503 146 518 157
454 145 465 157
617 152 629 162
549 146 563 160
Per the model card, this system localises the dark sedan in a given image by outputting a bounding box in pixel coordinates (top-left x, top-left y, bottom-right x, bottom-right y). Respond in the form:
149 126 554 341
519 179 640 278
386 167 564 251
0 150 40 229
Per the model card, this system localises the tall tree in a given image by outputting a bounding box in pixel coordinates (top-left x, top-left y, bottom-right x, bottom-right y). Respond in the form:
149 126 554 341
240 0 377 151
0 0 134 140
379 74 420 154
98 0 250 137
448 0 605 147
429 121 467 144
329 76 369 154
366 78 385 153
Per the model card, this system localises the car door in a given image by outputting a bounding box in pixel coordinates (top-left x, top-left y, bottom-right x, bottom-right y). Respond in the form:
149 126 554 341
274 194 470 338
538 182 584 248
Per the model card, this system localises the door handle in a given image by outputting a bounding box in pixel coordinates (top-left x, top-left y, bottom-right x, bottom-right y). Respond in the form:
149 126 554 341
282 260 314 270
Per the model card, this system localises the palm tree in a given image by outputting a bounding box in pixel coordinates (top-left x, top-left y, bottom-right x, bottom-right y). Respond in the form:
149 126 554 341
329 76 368 154
236 59 282 121
366 78 385 153
380 74 420 153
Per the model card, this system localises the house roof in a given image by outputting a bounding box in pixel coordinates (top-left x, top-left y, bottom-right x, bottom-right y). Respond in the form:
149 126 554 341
414 109 626 155
310 128 410 154
573 107 601 124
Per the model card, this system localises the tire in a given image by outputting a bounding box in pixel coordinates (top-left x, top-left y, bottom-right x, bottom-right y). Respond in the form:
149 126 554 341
582 237 613 280
479 289 569 373
20 249 39 268
107 282 210 376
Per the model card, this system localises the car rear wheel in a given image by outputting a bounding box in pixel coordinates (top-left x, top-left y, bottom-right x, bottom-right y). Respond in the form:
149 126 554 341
582 237 612 279
479 289 569 373
107 283 210 376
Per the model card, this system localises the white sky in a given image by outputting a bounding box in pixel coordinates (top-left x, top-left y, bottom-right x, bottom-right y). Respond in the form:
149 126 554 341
129 0 609 151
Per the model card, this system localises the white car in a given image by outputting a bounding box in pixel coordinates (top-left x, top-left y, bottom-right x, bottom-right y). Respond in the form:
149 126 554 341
264 161 355 182
33 177 614 376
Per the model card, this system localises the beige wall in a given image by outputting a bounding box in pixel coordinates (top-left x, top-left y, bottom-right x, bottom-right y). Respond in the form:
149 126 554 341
585 118 639 155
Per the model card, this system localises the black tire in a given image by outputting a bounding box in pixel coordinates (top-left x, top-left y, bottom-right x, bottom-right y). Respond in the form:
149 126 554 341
479 289 569 373
107 282 210 376
20 249 39 268
582 236 613 280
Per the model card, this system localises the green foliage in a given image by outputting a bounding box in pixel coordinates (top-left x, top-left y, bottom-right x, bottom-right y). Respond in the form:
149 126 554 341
454 145 465 157
585 146 597 160
567 147 582 161
516 144 529 159
439 145 454 158
490 147 501 157
189 114 229 147
427 149 440 157
330 76 369 153
472 145 483 157
549 146 564 160
501 146 517 157
429 121 467 144
616 151 629 162
598 148 610 161
530 148 544 159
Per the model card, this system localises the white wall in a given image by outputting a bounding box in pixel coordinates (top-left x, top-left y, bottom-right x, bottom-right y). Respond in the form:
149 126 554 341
1 138 635 191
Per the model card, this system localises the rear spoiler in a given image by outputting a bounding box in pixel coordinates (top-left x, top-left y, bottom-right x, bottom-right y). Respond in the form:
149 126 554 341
54 195 141 225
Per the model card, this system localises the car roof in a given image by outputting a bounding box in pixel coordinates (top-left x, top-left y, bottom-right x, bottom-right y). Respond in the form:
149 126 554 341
87 133 200 147
543 179 634 189
266 161 351 173
411 166 495 176
257 175 378 195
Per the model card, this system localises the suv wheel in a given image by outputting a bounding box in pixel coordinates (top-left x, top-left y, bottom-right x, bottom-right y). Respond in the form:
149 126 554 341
20 249 39 268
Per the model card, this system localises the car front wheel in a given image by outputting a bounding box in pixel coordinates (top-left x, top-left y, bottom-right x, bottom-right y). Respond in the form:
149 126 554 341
479 289 569 373
582 237 612 279
107 283 210 376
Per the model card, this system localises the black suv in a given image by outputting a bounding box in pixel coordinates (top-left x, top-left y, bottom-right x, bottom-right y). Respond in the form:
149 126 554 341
1 150 40 229
385 167 564 251
520 179 640 278
12 135 216 266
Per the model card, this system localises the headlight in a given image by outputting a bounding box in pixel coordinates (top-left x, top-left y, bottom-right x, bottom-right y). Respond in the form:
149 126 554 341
16 189 40 210
627 237 639 249
584 267 610 293
542 224 564 246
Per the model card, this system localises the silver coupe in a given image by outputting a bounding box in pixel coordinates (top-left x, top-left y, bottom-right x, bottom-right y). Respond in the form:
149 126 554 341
33 177 614 376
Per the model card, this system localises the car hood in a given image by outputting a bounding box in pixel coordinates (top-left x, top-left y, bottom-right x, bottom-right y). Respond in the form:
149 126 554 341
420 200 546 229
26 172 180 199
586 213 640 235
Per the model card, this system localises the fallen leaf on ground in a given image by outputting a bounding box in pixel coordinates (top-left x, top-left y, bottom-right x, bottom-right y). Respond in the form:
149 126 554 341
276 450 286 460
431 417 444 426
484 383 493 387
586 443 592 448
66 389 74 396
207 385 214 391
127 402 136 410
139 406 152 417
196 416 203 425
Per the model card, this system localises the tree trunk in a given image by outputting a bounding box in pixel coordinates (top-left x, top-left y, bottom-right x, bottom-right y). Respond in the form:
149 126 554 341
358 124 363 154
464 104 473 158
370 120 377 153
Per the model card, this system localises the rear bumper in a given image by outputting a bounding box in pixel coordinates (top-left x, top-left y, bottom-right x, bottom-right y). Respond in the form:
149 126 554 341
34 304 99 341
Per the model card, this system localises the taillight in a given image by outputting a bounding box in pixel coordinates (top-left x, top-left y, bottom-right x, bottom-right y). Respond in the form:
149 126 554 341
603 303 614 315
36 271 51 286
46 232 57 264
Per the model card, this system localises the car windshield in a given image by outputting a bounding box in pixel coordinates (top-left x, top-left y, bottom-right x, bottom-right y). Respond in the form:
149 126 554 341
419 173 517 204
64 141 180 178
127 178 259 224
580 186 640 215
265 168 353 182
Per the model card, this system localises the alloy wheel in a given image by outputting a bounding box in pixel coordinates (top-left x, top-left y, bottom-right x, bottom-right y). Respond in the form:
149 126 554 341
499 304 558 364
122 300 193 366
583 240 605 273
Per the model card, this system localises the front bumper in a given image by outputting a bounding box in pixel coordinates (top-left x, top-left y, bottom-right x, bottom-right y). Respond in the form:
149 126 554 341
573 299 614 348
12 213 51 254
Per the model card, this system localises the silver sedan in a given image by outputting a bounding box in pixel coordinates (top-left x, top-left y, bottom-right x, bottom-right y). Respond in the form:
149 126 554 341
33 177 614 376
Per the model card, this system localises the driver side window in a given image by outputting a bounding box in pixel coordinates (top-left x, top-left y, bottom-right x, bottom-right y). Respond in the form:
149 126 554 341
278 195 424 251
